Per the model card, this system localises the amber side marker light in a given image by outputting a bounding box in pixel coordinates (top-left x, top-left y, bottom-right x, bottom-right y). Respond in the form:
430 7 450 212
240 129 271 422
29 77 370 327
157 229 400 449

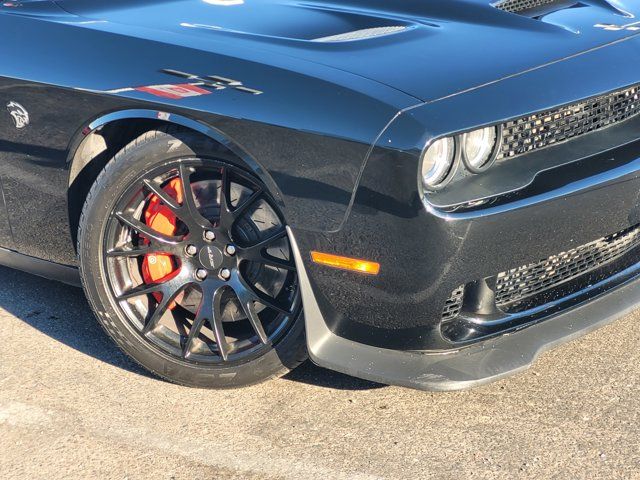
310 251 380 275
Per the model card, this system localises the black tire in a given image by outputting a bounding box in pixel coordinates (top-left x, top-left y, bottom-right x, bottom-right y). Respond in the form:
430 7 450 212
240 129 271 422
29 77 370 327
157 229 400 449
78 127 307 388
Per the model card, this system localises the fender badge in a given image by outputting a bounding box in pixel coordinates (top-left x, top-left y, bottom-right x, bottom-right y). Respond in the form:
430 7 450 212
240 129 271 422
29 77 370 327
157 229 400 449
6 101 29 129
594 21 640 32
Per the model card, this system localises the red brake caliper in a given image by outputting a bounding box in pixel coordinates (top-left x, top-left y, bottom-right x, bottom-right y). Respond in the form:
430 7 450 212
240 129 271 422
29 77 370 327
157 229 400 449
141 178 184 309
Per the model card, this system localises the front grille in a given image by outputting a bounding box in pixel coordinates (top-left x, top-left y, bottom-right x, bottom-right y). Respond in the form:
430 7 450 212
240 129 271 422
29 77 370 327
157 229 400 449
442 285 465 321
494 0 561 13
498 84 640 159
495 225 640 308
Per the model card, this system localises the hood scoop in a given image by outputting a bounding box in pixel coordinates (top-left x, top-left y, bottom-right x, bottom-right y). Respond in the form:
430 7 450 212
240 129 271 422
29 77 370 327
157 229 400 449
312 26 409 43
493 0 632 17
493 0 573 15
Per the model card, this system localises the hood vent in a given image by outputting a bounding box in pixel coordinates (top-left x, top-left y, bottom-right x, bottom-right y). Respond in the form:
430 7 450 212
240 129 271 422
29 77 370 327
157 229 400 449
313 26 408 43
493 0 569 14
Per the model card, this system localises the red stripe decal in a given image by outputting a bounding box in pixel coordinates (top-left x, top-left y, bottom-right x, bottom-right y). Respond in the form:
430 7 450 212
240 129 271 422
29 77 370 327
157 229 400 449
135 84 212 99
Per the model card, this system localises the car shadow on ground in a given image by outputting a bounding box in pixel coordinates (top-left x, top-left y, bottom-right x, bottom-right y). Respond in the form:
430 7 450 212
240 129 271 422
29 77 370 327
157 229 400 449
0 266 383 391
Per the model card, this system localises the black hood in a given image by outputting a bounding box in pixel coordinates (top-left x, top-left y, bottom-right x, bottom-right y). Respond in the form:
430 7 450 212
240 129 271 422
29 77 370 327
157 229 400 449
54 0 640 102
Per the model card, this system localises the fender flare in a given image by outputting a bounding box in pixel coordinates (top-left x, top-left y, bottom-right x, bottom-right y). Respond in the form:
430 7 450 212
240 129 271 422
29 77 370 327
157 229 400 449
65 108 284 204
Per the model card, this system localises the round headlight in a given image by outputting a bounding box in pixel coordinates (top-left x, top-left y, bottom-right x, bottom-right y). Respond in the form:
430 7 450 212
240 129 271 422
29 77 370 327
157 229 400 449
461 127 498 173
421 137 456 190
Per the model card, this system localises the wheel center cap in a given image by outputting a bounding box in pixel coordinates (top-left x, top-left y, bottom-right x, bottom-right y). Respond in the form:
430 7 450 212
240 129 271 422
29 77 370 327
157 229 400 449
199 246 224 270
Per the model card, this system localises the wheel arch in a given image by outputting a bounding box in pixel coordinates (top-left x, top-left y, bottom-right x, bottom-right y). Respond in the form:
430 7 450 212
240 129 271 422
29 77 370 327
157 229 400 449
66 109 283 248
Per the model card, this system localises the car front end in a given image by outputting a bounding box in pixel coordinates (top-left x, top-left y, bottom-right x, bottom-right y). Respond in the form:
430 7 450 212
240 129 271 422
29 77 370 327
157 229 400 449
289 19 640 390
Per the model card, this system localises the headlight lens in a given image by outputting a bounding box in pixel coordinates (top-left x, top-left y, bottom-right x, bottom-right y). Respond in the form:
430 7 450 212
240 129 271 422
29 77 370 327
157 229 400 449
421 137 455 189
461 127 498 172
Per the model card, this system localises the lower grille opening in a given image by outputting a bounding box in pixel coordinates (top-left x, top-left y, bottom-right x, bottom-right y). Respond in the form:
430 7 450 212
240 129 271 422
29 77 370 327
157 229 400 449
441 224 640 343
496 225 640 312
442 285 465 322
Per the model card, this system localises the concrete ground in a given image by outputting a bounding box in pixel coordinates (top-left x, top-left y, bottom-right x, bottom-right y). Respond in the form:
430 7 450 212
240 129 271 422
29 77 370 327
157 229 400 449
1 265 639 480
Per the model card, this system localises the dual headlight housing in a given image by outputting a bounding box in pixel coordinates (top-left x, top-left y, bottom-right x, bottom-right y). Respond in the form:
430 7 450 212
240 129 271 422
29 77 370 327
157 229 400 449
421 126 502 191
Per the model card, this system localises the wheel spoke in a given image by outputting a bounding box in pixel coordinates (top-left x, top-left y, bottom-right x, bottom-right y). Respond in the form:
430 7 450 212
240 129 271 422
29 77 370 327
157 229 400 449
240 299 269 344
142 178 183 218
209 286 230 360
181 313 207 357
250 229 288 251
143 281 191 335
217 167 233 226
239 229 293 270
106 244 153 258
257 253 296 271
231 188 263 222
116 281 164 301
115 212 181 245
218 168 263 229
235 272 291 315
178 164 212 228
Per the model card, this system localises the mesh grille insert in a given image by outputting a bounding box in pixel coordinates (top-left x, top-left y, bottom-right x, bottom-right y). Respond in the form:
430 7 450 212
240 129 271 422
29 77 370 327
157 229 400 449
442 285 465 321
498 85 640 159
495 225 640 307
313 26 407 43
494 0 563 13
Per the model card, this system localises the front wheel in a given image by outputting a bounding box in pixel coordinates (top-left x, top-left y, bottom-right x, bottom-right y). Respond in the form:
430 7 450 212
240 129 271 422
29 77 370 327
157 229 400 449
78 128 307 388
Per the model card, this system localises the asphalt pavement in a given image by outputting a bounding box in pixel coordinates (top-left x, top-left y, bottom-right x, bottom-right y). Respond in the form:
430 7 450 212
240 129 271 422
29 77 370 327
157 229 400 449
1 265 639 479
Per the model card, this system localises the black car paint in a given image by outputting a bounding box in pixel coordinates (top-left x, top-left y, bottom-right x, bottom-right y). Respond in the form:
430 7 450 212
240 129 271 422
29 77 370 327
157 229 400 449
0 179 11 247
1 0 640 371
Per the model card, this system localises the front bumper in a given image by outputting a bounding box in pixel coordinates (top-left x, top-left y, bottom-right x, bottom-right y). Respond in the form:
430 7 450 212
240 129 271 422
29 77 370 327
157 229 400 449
290 227 640 390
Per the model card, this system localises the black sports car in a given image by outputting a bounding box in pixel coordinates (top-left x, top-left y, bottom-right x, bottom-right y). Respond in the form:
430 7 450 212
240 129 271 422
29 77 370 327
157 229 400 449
2 0 640 390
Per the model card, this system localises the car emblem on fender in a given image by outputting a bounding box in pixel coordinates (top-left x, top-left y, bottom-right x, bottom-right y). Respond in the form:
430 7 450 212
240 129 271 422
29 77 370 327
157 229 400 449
594 21 640 32
103 70 263 99
6 101 29 129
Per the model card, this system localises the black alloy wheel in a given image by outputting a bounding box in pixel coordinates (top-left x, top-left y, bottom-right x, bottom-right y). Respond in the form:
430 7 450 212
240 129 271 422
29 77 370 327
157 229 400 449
79 129 307 388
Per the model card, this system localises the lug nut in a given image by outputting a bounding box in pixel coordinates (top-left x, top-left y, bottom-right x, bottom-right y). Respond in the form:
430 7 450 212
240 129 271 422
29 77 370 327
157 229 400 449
220 268 231 280
203 230 216 242
185 244 197 256
225 245 236 256
195 269 208 281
